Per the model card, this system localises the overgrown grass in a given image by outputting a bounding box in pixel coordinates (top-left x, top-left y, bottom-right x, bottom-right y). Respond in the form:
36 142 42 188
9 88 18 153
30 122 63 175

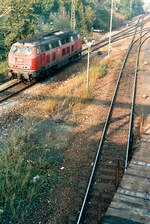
0 60 8 83
0 117 64 223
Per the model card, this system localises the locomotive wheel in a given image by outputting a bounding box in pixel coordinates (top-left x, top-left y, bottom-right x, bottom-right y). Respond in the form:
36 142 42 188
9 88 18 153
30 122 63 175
29 75 33 82
8 72 14 80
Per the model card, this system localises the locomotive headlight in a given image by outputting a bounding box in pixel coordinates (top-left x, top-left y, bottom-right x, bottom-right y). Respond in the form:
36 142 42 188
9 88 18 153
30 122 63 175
24 66 31 69
8 62 14 67
8 59 14 65
9 58 15 66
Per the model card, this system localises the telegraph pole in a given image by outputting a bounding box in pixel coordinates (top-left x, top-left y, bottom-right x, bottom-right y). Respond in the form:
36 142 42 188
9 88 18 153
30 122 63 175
71 0 76 29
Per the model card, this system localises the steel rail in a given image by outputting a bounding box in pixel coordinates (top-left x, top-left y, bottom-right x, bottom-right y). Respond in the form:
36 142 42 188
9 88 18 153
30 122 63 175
0 81 36 104
125 31 150 171
110 27 150 43
92 15 149 48
82 25 150 58
81 15 150 55
1 16 149 106
90 26 150 55
76 16 141 224
0 80 22 94
125 22 143 172
81 17 141 53
81 26 143 58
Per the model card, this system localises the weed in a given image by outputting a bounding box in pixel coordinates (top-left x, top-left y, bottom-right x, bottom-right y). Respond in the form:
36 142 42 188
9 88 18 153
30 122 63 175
100 64 109 77
0 117 64 223
0 60 8 83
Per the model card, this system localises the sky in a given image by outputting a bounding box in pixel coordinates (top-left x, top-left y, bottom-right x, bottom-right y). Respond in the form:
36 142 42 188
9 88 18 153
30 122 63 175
144 0 150 5
144 0 150 10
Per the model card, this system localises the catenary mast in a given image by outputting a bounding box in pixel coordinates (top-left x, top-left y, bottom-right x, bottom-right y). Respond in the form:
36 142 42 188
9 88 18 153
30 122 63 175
71 0 76 29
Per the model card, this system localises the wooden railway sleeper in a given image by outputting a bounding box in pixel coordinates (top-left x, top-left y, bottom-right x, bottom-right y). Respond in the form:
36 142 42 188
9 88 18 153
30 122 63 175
139 112 144 138
115 160 120 189
97 193 102 224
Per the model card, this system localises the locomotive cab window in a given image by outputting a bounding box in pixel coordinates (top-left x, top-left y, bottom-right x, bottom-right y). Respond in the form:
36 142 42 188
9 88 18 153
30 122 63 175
51 41 59 49
45 44 50 51
36 47 41 55
77 34 80 39
11 46 21 54
49 43 52 49
58 40 61 46
22 47 32 55
73 35 78 41
61 39 66 45
41 44 49 52
70 36 74 42
65 37 70 43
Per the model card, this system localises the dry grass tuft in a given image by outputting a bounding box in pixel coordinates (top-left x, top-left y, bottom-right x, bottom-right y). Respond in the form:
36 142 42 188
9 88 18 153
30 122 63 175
38 54 123 118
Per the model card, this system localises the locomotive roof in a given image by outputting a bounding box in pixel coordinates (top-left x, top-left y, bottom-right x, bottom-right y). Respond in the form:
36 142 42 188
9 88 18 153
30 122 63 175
17 30 79 46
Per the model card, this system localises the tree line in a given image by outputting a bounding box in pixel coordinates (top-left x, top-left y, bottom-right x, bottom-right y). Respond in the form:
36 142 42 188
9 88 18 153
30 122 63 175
0 0 144 59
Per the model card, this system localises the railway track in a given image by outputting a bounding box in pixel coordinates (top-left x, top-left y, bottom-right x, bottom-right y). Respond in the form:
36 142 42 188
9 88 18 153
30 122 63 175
67 16 150 224
0 15 149 106
0 79 22 93
92 15 150 52
0 14 150 224
82 15 150 56
0 80 36 104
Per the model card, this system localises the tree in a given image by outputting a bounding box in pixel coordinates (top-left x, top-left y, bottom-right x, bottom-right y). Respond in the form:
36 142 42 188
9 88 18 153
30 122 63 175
0 0 145 58
132 0 144 16
117 0 144 18
1 0 38 51
75 1 95 35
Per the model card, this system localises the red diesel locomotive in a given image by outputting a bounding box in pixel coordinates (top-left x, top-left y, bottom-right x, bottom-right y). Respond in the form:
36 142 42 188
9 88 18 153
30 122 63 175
8 30 82 80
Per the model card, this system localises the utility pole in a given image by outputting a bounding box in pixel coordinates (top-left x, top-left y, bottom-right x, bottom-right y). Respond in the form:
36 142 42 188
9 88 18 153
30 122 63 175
84 39 94 92
130 0 133 13
71 0 76 29
108 0 114 56
87 46 90 91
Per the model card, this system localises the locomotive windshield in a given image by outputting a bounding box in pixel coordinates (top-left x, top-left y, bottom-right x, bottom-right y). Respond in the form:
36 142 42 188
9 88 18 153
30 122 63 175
22 47 32 55
11 46 32 55
11 46 21 54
